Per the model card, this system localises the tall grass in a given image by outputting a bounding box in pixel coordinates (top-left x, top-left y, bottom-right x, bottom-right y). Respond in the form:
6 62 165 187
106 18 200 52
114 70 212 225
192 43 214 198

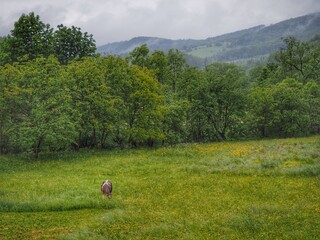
0 136 319 239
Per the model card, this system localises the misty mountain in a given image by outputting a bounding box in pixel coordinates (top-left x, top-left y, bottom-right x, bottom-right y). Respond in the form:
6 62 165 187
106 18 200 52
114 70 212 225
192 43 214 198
97 12 320 66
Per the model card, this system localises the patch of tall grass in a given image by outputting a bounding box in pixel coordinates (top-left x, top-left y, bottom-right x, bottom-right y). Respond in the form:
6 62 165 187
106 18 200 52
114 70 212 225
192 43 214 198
0 136 319 239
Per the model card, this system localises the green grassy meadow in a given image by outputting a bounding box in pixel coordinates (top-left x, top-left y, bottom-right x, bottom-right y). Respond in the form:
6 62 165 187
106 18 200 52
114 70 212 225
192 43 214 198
0 136 320 239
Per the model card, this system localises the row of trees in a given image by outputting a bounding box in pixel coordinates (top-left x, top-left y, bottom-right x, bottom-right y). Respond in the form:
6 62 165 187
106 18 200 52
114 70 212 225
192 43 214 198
0 13 319 156
0 55 166 156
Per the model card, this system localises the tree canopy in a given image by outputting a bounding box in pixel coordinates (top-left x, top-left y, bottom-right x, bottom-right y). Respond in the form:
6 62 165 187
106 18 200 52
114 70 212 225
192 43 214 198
0 13 319 157
2 12 96 64
54 24 96 64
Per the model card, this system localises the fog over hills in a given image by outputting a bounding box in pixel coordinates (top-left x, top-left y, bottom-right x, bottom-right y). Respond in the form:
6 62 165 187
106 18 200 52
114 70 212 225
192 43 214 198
97 12 320 67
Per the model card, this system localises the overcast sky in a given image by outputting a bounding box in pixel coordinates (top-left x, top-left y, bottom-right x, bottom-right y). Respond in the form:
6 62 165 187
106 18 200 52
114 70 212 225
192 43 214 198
1 0 320 46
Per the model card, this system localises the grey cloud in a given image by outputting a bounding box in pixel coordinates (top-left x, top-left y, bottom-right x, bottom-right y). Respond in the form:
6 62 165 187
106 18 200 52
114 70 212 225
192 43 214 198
1 0 320 45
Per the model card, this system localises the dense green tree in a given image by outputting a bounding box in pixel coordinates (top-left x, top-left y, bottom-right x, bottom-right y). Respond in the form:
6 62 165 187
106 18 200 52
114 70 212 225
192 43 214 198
148 50 168 83
247 37 320 138
248 62 280 87
270 78 309 137
275 37 310 82
6 12 54 62
54 24 96 65
161 99 188 144
0 64 21 153
203 63 246 141
180 67 207 142
246 87 274 137
166 49 187 92
2 12 96 65
66 55 166 148
305 45 320 83
105 54 166 147
0 37 11 65
124 66 165 146
127 46 189 144
100 56 132 147
11 56 77 157
66 57 115 148
247 78 310 138
127 44 149 67
303 80 320 134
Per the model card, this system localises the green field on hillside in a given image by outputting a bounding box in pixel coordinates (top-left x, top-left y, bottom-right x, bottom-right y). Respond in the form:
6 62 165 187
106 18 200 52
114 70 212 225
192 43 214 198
188 43 227 58
0 136 320 239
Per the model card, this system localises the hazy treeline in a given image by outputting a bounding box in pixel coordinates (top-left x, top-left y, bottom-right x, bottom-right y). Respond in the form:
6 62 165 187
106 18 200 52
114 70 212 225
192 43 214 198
0 13 319 156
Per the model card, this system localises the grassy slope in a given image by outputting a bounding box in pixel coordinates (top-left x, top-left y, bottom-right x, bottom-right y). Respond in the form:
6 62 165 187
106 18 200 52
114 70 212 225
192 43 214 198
0 136 319 239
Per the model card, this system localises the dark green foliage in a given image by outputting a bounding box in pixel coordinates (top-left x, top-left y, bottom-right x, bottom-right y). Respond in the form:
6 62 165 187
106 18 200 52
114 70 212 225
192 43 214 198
304 81 320 134
65 57 114 149
0 64 20 153
127 43 149 67
8 57 77 157
6 12 54 62
200 63 246 141
166 49 187 93
64 56 166 149
271 78 309 137
248 78 310 138
0 37 11 65
0 12 319 156
54 25 96 64
1 12 96 65
147 50 168 83
247 37 320 137
275 37 310 82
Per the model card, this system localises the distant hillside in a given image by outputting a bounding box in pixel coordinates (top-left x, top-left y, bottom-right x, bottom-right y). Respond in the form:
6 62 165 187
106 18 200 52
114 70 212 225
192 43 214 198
97 36 204 56
97 12 320 67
